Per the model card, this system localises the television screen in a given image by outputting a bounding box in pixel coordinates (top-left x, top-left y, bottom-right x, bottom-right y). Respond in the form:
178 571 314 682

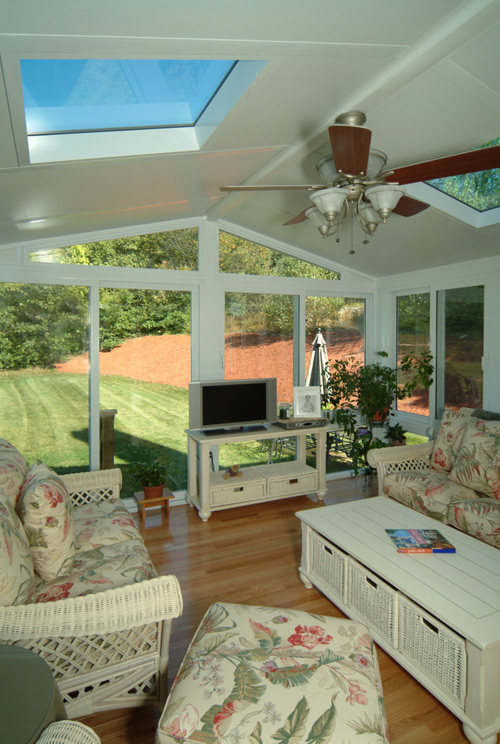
189 378 277 432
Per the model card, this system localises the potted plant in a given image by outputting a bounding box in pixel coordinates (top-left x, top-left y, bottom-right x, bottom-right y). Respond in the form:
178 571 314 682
324 350 433 426
323 350 433 472
130 458 176 499
386 422 407 446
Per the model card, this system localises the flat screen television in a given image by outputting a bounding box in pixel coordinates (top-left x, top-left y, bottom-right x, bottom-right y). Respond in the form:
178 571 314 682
189 378 278 434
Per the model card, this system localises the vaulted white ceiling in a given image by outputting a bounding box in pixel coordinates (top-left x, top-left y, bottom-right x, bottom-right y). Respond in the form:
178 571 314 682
1 0 500 277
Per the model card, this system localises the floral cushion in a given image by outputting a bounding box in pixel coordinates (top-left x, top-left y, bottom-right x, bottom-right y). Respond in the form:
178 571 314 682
448 426 500 499
18 461 76 581
447 498 500 548
156 602 389 744
0 487 35 606
74 498 140 551
430 409 476 473
384 469 478 522
0 438 29 507
33 538 157 602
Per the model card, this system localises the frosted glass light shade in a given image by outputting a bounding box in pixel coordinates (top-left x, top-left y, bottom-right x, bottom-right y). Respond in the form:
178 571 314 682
305 206 330 236
310 187 348 223
365 185 405 221
358 203 381 224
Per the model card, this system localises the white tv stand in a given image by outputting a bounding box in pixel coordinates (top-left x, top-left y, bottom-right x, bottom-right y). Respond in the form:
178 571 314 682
186 422 327 521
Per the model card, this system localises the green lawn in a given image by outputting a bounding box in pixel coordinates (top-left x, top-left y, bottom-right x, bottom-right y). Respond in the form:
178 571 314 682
0 371 352 497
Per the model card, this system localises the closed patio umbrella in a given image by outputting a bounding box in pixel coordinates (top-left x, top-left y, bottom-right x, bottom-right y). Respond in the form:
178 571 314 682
305 328 329 396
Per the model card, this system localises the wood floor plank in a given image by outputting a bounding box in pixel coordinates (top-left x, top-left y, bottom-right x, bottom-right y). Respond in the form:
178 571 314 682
78 477 492 743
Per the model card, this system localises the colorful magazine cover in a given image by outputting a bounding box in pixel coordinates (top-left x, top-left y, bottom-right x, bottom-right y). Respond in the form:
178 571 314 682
386 528 456 553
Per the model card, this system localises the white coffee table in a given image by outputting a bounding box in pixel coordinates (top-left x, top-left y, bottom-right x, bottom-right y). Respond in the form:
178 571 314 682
296 496 500 744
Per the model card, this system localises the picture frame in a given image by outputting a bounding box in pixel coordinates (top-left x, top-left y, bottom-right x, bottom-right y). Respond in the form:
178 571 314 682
293 386 321 418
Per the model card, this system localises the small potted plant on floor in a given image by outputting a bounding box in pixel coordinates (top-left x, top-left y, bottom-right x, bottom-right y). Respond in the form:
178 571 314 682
386 422 407 446
130 458 176 499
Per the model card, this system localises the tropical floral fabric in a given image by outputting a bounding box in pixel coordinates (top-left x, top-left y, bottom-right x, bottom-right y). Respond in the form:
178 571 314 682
447 498 500 548
0 487 35 606
430 409 476 473
383 469 478 522
18 461 76 581
157 602 389 744
74 498 139 551
448 426 500 499
0 438 29 507
33 537 157 602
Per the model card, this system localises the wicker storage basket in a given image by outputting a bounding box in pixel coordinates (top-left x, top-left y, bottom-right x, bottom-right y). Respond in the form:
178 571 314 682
306 528 347 604
347 558 398 647
254 461 318 498
209 468 266 507
398 595 467 708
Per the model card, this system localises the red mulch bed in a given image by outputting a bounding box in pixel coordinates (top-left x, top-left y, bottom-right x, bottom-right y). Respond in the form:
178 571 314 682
56 331 426 414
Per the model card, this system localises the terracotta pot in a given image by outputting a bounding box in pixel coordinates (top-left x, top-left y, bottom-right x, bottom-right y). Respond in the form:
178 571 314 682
143 483 165 499
390 438 407 447
372 407 390 422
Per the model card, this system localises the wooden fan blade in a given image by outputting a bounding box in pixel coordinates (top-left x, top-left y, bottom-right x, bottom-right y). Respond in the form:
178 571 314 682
283 210 308 226
328 124 372 176
220 184 324 192
382 145 500 185
392 195 430 217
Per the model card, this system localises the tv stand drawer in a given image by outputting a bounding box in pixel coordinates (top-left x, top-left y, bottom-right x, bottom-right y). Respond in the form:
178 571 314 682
254 462 318 498
209 468 266 507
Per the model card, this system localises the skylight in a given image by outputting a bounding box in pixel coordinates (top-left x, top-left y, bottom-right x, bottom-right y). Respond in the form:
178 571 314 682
426 137 500 212
20 58 265 163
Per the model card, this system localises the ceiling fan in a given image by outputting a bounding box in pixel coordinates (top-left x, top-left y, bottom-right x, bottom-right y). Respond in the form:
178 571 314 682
220 111 500 246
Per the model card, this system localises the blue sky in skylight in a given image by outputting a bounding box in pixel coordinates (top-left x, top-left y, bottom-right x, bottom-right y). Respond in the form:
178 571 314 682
20 59 236 134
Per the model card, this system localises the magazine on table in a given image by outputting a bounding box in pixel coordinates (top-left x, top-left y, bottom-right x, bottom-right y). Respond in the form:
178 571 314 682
385 528 456 553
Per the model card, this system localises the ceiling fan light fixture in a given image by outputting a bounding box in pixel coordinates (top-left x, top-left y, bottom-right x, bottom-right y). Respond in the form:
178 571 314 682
366 149 388 179
365 185 405 221
358 203 381 235
310 187 349 224
316 155 341 185
305 206 330 236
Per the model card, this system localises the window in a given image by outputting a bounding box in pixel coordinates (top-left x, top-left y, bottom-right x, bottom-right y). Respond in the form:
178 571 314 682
0 283 90 473
305 296 365 473
29 227 198 270
436 286 484 415
99 287 191 497
426 137 500 212
20 59 266 162
219 231 340 279
21 59 236 133
396 293 431 416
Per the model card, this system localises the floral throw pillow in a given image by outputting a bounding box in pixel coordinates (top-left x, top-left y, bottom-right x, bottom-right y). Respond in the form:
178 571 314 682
18 461 76 580
0 438 29 507
431 409 476 473
448 427 500 499
0 487 35 605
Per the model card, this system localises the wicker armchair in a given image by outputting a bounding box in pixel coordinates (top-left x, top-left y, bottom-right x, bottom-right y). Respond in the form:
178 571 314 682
0 468 183 718
366 441 433 497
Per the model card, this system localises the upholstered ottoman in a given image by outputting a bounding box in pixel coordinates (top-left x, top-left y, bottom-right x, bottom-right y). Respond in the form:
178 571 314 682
156 602 389 744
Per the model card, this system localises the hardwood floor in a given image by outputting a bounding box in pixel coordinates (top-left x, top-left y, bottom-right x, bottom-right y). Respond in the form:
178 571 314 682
79 477 485 744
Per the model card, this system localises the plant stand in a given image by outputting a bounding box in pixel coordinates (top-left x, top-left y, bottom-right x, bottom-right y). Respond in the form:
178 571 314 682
134 488 174 528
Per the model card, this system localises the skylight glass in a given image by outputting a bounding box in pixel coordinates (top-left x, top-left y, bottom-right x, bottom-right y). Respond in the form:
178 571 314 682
426 137 500 212
20 59 236 135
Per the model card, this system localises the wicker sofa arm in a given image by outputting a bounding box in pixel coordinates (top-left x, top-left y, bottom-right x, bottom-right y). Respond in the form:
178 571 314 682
0 575 182 641
367 441 433 497
61 468 122 507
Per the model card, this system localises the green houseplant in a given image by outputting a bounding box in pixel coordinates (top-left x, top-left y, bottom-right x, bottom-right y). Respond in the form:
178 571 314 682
323 350 433 473
130 457 177 498
386 422 407 445
324 350 434 424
